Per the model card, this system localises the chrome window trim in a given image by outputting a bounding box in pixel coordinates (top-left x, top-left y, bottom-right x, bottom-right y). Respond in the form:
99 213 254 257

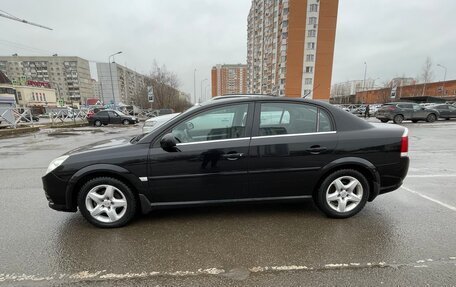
176 137 250 146
252 131 336 140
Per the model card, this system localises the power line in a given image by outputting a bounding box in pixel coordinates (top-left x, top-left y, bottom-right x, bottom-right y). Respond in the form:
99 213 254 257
0 9 52 30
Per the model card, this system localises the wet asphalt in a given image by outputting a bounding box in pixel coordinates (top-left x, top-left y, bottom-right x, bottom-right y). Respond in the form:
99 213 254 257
0 120 455 286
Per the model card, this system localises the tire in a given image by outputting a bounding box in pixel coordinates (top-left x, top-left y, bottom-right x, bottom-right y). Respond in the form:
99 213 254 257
380 119 388 123
445 118 450 121
123 119 130 125
94 120 102 127
314 169 369 219
412 120 418 123
426 113 436 123
393 114 404 124
77 177 137 228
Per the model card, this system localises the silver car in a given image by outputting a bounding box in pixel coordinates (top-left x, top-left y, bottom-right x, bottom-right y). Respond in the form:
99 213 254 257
142 113 180 133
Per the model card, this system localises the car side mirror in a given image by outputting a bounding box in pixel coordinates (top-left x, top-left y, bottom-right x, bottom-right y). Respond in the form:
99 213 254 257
160 133 180 152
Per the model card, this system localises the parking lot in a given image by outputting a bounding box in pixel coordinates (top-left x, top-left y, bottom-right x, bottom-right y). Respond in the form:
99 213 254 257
0 120 455 286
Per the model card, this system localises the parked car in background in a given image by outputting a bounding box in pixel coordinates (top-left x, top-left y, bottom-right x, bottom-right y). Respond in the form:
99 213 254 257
43 96 409 228
429 104 456 120
376 102 439 124
154 108 175 116
19 113 39 122
88 110 138 126
142 113 180 133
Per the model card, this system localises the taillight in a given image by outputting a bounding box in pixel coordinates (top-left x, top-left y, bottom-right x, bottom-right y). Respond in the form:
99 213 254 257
401 128 408 157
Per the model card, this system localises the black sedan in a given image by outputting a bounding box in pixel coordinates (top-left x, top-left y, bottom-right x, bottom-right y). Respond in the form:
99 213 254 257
43 96 409 228
88 109 138 126
430 104 456 120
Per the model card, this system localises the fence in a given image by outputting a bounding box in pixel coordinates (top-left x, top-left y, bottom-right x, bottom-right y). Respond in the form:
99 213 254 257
0 107 35 128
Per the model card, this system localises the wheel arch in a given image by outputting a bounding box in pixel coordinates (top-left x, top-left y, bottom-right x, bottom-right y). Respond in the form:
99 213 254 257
65 164 146 211
315 158 381 202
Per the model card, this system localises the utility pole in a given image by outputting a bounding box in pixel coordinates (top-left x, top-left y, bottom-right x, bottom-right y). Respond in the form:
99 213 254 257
362 62 367 91
200 78 208 103
437 64 447 95
108 51 122 107
193 69 197 104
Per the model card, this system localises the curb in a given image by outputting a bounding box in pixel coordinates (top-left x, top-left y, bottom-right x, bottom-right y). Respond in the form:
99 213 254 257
0 126 40 138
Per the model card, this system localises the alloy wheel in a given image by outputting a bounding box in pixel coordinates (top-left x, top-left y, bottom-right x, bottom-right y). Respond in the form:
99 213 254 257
326 176 363 213
85 184 127 223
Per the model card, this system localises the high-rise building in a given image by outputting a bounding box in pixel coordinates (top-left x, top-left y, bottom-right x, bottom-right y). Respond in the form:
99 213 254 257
96 63 146 105
0 55 92 103
247 0 338 100
211 64 247 97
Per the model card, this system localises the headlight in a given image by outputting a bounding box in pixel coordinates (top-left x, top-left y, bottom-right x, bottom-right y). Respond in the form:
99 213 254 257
46 155 69 175
132 117 136 120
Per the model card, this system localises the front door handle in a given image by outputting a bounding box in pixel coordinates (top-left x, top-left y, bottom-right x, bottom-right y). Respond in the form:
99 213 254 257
306 146 327 154
222 152 244 160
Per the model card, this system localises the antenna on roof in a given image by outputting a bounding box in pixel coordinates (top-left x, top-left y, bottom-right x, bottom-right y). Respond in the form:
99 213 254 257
302 84 320 99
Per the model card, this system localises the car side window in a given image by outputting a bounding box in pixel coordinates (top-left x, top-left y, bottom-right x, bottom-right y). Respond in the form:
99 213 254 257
171 104 248 143
259 103 318 135
318 109 333 132
449 105 456 111
108 111 118 117
98 111 107 117
412 104 421 111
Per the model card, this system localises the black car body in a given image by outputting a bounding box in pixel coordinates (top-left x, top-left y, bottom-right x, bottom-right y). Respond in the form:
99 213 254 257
43 96 409 227
88 109 138 126
430 104 456 119
376 102 439 124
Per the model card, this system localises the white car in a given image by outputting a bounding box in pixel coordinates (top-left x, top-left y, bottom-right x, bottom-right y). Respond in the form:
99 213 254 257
142 113 180 133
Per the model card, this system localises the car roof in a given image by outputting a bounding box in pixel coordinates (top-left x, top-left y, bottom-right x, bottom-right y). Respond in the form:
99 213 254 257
145 113 180 122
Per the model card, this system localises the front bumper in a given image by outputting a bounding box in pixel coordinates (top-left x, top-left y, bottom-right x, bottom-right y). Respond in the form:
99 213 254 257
42 172 76 212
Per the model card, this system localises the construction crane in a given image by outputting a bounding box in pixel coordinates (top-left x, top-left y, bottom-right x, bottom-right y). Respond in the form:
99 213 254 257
0 10 52 30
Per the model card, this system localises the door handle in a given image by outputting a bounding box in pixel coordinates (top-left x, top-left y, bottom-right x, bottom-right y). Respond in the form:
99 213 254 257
306 146 327 154
222 153 244 160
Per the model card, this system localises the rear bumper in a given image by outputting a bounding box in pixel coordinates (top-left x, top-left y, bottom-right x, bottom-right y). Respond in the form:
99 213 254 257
378 156 409 195
42 172 76 212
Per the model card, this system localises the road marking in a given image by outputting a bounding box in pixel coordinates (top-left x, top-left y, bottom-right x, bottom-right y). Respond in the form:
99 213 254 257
1 257 455 283
402 186 456 212
408 174 456 178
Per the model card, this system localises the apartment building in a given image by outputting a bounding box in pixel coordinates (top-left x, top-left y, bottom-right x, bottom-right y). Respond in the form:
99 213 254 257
0 55 92 104
331 79 377 98
96 63 146 105
211 64 247 97
247 0 338 100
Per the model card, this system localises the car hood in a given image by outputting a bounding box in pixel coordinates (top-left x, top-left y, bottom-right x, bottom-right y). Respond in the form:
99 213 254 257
64 136 134 155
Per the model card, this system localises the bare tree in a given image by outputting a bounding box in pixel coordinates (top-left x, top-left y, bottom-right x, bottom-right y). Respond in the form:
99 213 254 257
132 61 192 112
421 57 434 83
420 57 434 96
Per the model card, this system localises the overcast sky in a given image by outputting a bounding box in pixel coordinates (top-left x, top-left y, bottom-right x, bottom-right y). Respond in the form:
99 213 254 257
1 0 456 99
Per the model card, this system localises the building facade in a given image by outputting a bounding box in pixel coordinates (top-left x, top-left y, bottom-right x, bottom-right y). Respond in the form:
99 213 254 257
0 55 92 104
96 63 147 105
211 64 247 97
247 0 338 100
354 79 456 104
331 79 377 98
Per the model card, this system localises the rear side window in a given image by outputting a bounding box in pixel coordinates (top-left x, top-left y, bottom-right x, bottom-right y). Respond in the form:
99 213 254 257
259 103 332 135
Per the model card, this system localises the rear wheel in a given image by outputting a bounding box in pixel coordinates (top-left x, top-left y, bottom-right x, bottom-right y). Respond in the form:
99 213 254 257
78 177 137 228
94 120 102 127
315 169 369 218
426 113 436 123
393 114 404 124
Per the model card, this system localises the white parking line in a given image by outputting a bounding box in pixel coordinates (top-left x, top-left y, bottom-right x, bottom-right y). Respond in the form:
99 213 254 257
407 174 456 178
402 186 456 212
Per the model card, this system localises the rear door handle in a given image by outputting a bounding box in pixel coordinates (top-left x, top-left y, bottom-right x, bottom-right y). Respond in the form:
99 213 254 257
222 153 244 160
306 146 327 154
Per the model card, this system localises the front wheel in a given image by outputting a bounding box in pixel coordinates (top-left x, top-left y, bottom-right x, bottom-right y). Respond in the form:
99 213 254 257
314 169 369 218
380 119 388 123
123 119 130 125
393 114 404 124
78 177 137 228
426 113 436 123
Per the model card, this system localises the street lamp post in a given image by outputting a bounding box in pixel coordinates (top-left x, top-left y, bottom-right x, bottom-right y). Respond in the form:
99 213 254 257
362 62 367 91
205 85 210 101
193 69 197 104
437 64 447 95
108 51 122 107
200 78 208 103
